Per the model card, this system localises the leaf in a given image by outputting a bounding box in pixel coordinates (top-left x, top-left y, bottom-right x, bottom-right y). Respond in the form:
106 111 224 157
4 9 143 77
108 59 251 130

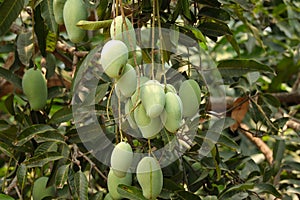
56 164 70 188
251 183 281 198
226 35 240 57
196 0 221 7
49 107 73 124
230 97 250 132
45 31 57 52
219 182 254 199
0 194 15 200
24 152 64 168
15 124 56 146
272 139 285 173
218 133 240 150
4 94 15 116
17 31 34 66
17 164 27 191
199 7 230 21
76 19 112 30
34 4 47 57
117 184 148 200
0 0 25 36
181 0 192 21
175 190 201 200
40 0 58 33
74 171 88 200
0 141 15 159
217 59 274 77
198 21 232 37
34 142 58 155
261 93 281 108
0 66 22 89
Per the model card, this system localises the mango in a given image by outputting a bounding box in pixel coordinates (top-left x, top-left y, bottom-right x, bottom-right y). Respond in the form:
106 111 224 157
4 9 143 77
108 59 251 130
131 76 150 105
127 46 142 67
63 0 88 43
107 169 132 200
22 68 48 111
136 157 163 200
178 79 201 117
125 99 138 129
134 103 163 139
161 92 183 133
141 80 166 118
100 40 129 78
32 177 55 200
110 16 136 53
164 83 177 93
53 0 66 25
110 142 133 178
104 193 113 200
115 64 137 98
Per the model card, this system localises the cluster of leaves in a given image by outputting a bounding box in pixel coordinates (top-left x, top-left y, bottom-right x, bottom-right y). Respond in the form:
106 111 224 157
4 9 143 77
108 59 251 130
0 0 299 199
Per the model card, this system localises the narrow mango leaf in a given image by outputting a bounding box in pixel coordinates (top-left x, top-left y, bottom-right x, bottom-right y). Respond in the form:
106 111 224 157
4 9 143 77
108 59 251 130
17 164 27 191
272 139 285 173
74 171 88 200
251 183 281 198
0 194 15 200
226 35 240 56
49 107 73 124
40 0 58 33
175 190 201 200
202 196 218 200
217 59 274 77
77 19 112 30
35 131 65 143
262 93 281 108
56 164 70 188
34 142 58 155
0 66 22 89
198 21 232 37
199 7 230 21
218 133 240 150
219 182 254 199
0 141 15 159
181 0 192 21
0 0 25 36
117 184 148 200
196 0 221 7
24 152 64 168
34 4 47 57
17 31 34 66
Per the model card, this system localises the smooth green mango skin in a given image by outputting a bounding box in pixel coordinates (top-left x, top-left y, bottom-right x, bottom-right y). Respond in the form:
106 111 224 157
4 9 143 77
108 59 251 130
111 142 133 178
53 0 66 25
32 177 55 200
141 80 166 118
127 47 142 66
136 157 163 200
134 103 163 139
22 68 48 111
110 16 136 53
131 76 150 105
116 64 137 97
107 170 132 200
100 40 129 78
104 193 113 200
179 79 201 117
161 92 183 133
63 0 88 43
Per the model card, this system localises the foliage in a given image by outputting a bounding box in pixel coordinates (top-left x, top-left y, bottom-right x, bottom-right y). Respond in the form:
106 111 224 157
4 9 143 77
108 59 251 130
0 0 299 199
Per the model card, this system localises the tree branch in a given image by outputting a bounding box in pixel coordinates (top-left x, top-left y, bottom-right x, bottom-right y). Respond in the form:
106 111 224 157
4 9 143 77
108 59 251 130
272 91 300 106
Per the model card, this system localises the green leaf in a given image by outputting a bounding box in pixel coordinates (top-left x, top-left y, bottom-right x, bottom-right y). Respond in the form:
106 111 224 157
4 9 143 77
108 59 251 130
117 184 148 200
218 133 240 150
0 0 25 36
34 142 58 155
202 196 218 200
0 67 22 89
49 107 73 124
251 183 281 198
219 182 254 199
226 35 240 57
24 152 64 168
35 131 65 143
262 93 281 108
0 141 15 159
17 164 27 191
0 194 15 200
34 4 47 57
199 7 230 21
15 124 56 146
217 59 274 77
74 171 88 200
76 19 112 30
181 0 192 21
17 31 34 66
175 190 201 200
56 164 70 188
40 0 58 33
198 21 232 37
196 0 220 7
4 94 15 116
45 30 57 52
272 139 285 173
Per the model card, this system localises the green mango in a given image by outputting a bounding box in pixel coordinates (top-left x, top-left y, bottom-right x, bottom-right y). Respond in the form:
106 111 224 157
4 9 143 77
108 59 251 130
134 103 163 139
178 79 201 117
136 157 163 200
131 76 150 105
115 64 137 98
107 169 132 200
110 16 136 53
63 0 88 43
32 177 55 200
110 142 133 178
104 193 113 200
53 0 66 25
22 68 48 110
141 80 166 118
127 46 143 67
161 92 183 133
100 40 129 78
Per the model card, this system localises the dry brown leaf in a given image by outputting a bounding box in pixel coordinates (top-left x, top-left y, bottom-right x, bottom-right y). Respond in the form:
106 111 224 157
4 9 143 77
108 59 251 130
230 97 250 132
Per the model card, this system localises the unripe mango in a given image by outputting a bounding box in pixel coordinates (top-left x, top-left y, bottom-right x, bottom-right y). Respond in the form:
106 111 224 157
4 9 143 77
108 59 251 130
107 169 132 200
104 193 113 200
100 40 129 78
127 46 142 67
179 79 201 117
136 157 163 200
134 103 163 139
164 83 177 93
161 92 183 133
63 0 88 43
110 142 133 178
125 99 138 129
115 64 137 98
131 76 150 105
53 0 66 25
22 68 48 111
141 80 166 118
110 16 136 53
